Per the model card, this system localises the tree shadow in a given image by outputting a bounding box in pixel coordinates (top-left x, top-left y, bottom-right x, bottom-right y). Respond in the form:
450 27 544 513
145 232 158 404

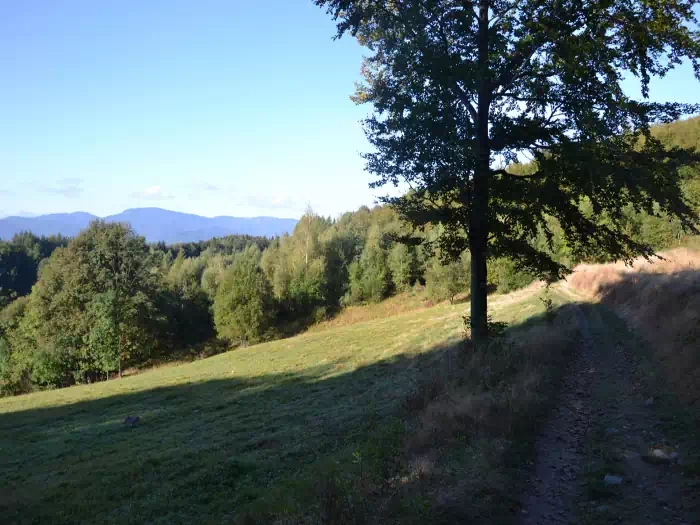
0 340 458 525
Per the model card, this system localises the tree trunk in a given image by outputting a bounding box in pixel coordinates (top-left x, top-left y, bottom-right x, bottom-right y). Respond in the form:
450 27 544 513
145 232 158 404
470 0 491 345
116 299 122 379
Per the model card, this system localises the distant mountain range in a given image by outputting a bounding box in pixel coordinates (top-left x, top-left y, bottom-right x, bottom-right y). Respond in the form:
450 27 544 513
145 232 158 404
0 208 298 243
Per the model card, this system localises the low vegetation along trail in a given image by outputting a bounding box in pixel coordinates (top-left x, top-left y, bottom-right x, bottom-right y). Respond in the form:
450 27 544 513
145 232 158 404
519 258 700 524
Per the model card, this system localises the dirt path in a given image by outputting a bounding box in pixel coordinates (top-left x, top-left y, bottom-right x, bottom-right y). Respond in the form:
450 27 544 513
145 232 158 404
517 305 596 524
518 296 698 525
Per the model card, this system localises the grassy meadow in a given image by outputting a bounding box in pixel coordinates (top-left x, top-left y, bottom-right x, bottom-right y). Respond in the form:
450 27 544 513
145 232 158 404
0 284 576 524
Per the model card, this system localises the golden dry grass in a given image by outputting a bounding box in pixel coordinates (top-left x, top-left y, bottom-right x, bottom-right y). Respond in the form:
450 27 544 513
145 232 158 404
309 288 442 332
567 248 700 409
408 314 577 450
378 293 579 523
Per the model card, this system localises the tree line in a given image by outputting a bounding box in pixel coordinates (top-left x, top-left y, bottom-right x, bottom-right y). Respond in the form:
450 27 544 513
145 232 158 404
0 207 464 395
1 118 698 396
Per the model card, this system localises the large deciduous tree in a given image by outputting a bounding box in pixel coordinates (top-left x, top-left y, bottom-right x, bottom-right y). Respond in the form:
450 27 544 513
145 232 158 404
18 221 161 384
316 0 700 343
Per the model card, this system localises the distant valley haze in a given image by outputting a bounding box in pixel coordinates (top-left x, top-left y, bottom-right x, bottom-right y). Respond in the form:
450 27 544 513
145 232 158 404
0 207 298 243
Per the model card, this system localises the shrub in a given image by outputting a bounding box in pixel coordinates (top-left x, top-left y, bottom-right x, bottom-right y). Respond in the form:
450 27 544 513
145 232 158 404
424 252 470 303
488 258 535 293
348 243 391 304
388 243 418 293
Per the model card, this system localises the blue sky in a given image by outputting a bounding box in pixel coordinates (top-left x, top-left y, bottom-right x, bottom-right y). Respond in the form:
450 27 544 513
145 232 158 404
1 1 698 219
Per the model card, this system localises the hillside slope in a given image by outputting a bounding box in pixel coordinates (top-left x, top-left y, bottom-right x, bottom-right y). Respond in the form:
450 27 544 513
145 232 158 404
568 247 700 411
0 286 571 525
3 254 700 524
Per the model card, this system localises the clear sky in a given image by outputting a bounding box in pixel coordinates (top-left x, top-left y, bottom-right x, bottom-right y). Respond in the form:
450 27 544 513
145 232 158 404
1 1 698 219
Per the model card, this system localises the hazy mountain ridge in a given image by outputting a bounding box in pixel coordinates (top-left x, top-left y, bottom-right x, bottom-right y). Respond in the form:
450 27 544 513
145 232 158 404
0 208 297 242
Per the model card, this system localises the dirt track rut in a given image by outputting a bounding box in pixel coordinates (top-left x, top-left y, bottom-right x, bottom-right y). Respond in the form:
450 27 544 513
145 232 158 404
518 299 697 525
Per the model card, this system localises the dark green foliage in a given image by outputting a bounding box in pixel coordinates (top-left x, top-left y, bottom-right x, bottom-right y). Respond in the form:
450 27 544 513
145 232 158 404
86 291 121 374
160 251 214 346
0 244 33 308
0 296 30 394
489 258 536 294
151 234 270 260
0 232 68 307
0 221 163 390
348 236 392 304
0 295 29 337
322 231 355 305
213 248 276 344
388 243 420 293
424 252 470 303
316 0 700 341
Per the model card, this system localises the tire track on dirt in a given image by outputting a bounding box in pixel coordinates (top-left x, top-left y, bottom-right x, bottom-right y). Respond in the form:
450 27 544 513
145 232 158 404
575 305 697 525
519 287 698 524
517 304 596 524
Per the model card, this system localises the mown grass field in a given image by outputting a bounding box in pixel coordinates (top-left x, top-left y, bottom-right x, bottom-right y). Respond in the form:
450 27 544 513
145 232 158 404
1 286 569 525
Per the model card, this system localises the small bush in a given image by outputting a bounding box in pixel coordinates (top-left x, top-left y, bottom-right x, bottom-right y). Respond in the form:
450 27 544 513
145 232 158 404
488 258 536 293
462 314 508 341
540 283 556 323
424 253 470 303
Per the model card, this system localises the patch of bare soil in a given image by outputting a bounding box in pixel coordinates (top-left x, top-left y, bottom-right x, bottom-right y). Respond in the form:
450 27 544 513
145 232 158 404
518 299 698 525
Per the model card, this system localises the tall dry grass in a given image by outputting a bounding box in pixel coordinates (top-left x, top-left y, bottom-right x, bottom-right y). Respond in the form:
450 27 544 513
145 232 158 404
408 312 577 450
568 248 700 409
392 307 579 521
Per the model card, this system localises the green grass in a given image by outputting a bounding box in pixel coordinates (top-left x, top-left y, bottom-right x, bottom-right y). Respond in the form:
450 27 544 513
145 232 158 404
0 287 564 524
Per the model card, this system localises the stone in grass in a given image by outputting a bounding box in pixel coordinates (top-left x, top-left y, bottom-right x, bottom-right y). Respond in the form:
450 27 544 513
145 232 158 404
603 474 623 485
124 416 141 427
643 445 679 464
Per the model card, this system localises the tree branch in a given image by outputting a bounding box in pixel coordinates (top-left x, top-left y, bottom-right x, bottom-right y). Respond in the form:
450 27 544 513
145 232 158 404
453 83 479 122
493 168 544 179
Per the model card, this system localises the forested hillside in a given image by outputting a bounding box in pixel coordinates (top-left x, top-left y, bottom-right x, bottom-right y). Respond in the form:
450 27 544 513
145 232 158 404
0 232 69 307
1 117 698 397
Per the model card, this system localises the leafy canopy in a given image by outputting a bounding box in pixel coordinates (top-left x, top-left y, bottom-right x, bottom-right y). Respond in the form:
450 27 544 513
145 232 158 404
316 0 700 281
13 221 161 385
214 247 276 345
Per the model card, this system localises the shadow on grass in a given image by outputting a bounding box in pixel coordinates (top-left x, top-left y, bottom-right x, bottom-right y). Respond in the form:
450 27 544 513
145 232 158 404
5 286 687 525
0 338 459 525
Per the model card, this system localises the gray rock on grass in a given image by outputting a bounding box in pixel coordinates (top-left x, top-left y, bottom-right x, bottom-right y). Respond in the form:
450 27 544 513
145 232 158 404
124 416 141 427
604 474 623 485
